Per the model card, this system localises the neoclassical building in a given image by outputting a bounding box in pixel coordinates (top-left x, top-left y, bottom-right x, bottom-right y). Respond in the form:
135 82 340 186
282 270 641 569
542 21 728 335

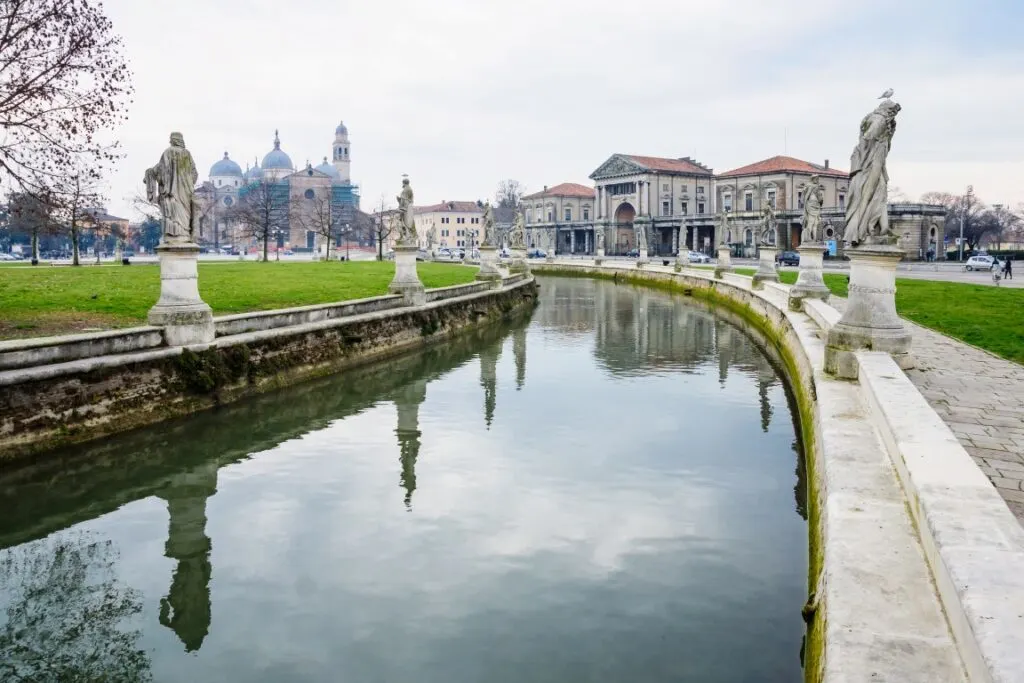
414 201 483 250
521 152 944 259
195 122 360 252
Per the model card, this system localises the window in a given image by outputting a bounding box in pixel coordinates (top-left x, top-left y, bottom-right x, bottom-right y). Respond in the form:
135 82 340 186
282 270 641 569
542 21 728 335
223 196 233 206
547 210 553 222
662 183 669 192
797 191 804 210
217 179 222 186
583 207 590 221
767 190 776 209
698 202 705 214
744 192 753 211
696 186 705 195
662 200 670 216
680 201 688 214
564 207 572 221
722 194 732 212
526 210 531 223
304 189 315 200
838 194 846 209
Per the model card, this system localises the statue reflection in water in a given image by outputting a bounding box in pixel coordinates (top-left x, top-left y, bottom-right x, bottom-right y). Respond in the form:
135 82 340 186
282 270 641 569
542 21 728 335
394 378 427 510
156 462 217 652
479 340 501 429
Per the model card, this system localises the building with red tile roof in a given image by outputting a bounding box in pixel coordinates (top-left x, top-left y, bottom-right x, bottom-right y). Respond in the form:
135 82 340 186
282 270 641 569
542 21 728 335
522 183 596 200
414 200 484 250
717 155 847 179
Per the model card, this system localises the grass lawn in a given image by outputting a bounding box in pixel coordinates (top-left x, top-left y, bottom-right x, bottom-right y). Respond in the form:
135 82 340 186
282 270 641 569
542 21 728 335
0 260 477 339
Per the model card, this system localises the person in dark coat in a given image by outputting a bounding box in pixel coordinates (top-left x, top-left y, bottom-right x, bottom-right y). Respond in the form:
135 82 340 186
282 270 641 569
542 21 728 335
1003 258 1013 280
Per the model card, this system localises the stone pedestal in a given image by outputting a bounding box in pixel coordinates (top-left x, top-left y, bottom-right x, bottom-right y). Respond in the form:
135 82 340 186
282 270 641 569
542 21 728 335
595 246 605 266
789 243 831 310
388 245 425 305
476 245 503 289
545 251 556 263
825 245 913 378
674 247 690 273
510 249 528 274
713 245 732 278
148 243 215 346
752 246 779 289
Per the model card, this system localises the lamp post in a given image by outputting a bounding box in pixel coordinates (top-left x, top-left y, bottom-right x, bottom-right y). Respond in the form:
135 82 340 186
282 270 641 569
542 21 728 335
959 184 973 262
344 222 350 261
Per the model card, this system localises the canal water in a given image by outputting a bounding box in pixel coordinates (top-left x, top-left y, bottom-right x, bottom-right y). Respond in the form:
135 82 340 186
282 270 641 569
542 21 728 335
0 277 807 682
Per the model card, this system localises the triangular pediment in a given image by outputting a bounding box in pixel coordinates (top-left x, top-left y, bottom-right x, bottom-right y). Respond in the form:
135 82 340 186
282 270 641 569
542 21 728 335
285 167 332 180
589 154 644 180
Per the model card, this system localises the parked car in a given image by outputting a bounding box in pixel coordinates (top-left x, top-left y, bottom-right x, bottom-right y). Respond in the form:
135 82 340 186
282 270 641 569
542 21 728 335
527 248 547 258
0 252 20 261
627 248 640 258
688 250 711 263
965 255 998 271
778 251 800 266
499 247 510 258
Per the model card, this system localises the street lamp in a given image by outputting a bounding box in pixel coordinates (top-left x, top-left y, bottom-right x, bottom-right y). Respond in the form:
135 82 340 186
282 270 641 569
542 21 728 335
959 185 973 262
344 222 350 261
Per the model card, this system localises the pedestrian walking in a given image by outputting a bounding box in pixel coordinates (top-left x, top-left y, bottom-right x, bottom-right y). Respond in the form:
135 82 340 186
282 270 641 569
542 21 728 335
1003 257 1013 280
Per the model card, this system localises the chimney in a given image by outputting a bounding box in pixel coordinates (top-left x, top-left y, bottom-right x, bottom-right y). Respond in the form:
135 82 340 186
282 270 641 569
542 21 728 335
543 185 548 192
824 159 830 170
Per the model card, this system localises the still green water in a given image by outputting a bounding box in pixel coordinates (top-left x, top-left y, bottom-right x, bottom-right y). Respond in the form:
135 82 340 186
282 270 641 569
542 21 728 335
0 277 807 682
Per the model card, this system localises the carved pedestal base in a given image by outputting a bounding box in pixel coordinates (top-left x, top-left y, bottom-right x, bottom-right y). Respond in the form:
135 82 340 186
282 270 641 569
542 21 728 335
595 247 605 266
752 246 779 289
509 249 528 274
636 247 648 268
148 242 215 346
389 245 425 305
675 249 690 273
789 243 831 310
825 245 912 379
714 245 732 279
476 246 503 289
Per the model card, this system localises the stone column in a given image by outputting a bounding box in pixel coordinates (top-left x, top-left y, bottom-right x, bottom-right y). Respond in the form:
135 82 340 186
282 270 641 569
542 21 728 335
569 230 576 254
148 242 215 346
635 216 649 267
389 245 426 304
788 243 830 310
672 226 679 255
752 245 779 289
713 243 732 278
825 245 913 378
477 245 503 287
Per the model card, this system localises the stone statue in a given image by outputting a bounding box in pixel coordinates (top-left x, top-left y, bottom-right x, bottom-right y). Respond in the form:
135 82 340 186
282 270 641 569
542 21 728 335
509 211 526 249
145 132 199 244
636 224 648 252
480 201 495 247
846 97 902 245
426 225 437 249
396 177 417 245
717 211 731 245
759 202 777 245
801 174 825 243
597 226 605 251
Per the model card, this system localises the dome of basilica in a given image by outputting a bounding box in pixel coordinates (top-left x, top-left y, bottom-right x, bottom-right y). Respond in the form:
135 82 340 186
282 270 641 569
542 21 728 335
261 130 294 171
210 152 242 177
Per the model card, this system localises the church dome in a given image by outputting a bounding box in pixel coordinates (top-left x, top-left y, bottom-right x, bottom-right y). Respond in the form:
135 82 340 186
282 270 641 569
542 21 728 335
261 130 294 170
210 152 242 178
335 120 348 136
315 156 339 179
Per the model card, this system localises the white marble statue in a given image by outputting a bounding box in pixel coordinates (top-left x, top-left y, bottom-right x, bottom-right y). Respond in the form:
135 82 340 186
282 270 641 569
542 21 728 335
717 211 731 245
759 202 777 246
396 177 417 245
509 211 526 249
846 97 901 246
801 174 825 243
426 225 437 249
145 132 199 244
596 226 605 251
636 224 648 252
480 202 495 247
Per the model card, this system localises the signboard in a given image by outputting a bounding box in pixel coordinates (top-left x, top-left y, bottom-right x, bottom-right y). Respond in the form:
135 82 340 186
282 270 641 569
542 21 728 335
825 240 837 257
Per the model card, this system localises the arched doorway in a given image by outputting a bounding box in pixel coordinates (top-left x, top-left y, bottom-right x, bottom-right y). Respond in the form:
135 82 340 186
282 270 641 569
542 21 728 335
614 202 636 255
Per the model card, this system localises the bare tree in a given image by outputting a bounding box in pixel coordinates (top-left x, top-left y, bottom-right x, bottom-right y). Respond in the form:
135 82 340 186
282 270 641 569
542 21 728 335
6 188 56 264
234 177 288 261
495 179 524 210
51 172 102 266
370 194 394 261
297 192 340 260
0 0 133 198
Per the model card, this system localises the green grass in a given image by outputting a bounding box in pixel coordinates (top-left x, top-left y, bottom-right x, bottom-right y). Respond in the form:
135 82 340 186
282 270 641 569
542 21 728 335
0 261 477 339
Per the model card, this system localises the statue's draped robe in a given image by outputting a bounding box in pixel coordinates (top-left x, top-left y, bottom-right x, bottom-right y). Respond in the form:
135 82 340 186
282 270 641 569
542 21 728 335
846 111 893 244
150 146 198 241
397 185 415 244
802 185 823 242
509 218 525 249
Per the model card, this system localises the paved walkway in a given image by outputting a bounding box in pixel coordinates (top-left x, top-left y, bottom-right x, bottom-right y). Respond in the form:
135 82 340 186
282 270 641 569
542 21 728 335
904 325 1024 522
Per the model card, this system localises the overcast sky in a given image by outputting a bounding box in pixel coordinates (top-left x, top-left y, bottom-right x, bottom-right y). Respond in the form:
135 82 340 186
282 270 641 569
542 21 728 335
101 0 1024 219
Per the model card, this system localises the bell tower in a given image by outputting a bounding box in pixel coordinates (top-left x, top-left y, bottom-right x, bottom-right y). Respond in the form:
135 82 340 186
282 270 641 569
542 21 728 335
333 121 351 182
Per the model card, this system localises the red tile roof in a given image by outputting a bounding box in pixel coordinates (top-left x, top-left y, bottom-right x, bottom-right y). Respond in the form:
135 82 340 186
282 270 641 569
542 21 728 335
415 200 481 214
522 182 596 200
717 155 848 179
625 155 713 175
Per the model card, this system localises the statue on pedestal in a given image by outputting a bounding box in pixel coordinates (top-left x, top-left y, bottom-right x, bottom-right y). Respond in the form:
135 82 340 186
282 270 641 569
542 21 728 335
759 202 777 246
597 227 605 251
480 201 495 247
717 211 731 245
636 224 648 252
509 212 526 249
426 225 437 250
145 132 199 245
396 177 417 246
801 175 825 243
846 97 901 246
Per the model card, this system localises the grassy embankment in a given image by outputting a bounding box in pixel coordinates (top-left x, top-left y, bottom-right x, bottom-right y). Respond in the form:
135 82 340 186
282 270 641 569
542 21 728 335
0 261 477 339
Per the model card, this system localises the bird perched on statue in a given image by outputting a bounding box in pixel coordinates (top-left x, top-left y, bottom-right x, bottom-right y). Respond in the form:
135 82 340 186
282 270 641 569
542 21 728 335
878 88 894 99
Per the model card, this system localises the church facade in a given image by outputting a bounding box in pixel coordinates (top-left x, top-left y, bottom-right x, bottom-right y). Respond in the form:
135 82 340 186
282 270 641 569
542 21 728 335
195 122 360 252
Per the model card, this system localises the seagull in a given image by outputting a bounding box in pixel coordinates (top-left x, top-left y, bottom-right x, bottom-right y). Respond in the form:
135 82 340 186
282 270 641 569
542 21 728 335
878 88 894 99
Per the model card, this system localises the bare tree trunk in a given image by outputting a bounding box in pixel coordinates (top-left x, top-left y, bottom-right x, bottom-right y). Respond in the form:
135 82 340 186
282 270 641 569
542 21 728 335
325 234 331 261
71 223 80 265
262 232 269 262
31 228 39 265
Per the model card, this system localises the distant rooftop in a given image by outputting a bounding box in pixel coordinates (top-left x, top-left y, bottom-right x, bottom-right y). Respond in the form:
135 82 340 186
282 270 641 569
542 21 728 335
522 182 596 200
717 155 848 179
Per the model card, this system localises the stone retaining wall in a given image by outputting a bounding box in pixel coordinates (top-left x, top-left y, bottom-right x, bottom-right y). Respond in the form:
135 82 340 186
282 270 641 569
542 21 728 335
533 261 1024 683
0 277 537 463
